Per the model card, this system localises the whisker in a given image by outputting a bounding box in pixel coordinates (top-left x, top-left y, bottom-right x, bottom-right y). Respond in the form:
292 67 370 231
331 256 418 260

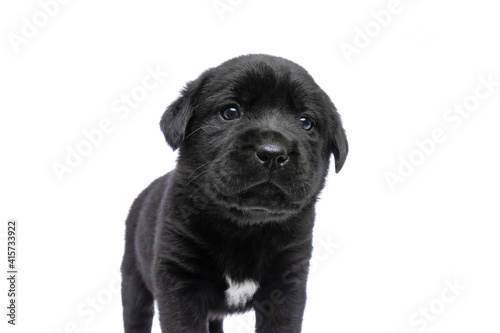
184 125 222 141
303 181 319 193
186 169 210 186
187 160 212 180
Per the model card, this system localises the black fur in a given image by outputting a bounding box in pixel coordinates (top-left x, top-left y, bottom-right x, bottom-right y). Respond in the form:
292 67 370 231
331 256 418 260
121 54 348 332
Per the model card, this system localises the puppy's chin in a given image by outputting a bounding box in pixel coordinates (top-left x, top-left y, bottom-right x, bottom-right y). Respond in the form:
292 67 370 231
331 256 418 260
205 182 306 224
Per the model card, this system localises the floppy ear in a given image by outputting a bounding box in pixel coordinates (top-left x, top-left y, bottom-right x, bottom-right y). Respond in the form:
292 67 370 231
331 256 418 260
160 76 207 150
326 98 348 173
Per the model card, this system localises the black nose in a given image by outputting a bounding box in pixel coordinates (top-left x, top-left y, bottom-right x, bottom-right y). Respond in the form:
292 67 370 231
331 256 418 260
255 144 289 167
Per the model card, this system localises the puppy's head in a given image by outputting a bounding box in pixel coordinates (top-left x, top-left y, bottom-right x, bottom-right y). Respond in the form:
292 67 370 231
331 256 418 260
161 54 348 223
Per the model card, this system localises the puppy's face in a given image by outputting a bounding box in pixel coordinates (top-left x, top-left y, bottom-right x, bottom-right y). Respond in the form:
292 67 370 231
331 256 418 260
161 55 348 223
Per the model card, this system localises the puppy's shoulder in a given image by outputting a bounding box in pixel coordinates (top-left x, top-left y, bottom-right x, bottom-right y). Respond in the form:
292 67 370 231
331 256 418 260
128 173 171 216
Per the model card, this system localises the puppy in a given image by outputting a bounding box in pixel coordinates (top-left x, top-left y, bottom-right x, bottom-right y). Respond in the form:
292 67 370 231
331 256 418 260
121 54 348 333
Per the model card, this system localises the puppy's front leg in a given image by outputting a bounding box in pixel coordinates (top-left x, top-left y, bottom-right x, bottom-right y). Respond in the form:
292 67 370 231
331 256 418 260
253 271 308 333
155 264 210 333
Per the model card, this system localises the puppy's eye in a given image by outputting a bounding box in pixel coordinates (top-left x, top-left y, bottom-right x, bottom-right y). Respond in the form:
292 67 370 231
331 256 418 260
221 107 240 121
299 117 313 131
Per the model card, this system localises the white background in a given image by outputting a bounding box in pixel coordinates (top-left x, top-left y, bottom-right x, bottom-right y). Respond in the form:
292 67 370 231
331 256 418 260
1 0 499 332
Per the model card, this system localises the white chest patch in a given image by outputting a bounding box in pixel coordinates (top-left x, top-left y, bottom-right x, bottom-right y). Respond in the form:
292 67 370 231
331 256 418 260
224 275 259 308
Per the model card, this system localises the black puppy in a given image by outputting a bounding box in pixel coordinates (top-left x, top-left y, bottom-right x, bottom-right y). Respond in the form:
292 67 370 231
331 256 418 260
121 54 348 333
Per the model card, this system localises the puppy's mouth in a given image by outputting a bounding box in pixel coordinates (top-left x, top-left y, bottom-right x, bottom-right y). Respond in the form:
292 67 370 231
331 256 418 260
208 181 303 221
237 182 290 210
